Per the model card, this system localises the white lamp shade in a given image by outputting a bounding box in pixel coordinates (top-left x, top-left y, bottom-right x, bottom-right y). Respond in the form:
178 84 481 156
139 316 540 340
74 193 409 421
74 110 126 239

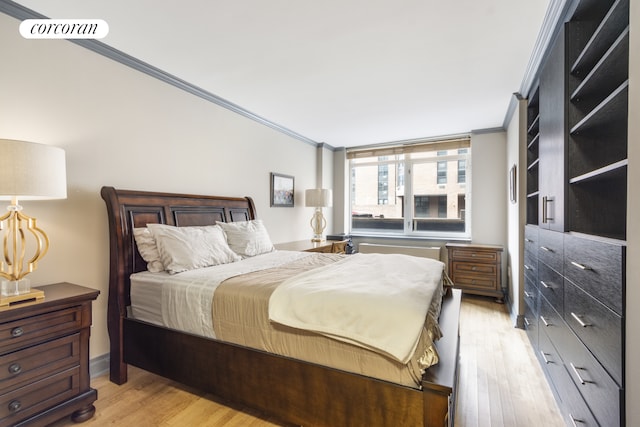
305 188 332 207
0 139 67 201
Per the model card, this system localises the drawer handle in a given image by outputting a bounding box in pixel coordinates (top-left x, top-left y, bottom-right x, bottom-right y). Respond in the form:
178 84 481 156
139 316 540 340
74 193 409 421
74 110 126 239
570 363 589 385
524 317 530 327
11 327 24 338
524 264 531 271
571 261 591 271
540 316 550 327
569 414 584 426
8 400 21 413
524 291 532 298
539 246 553 252
570 312 591 328
525 238 533 243
8 363 22 375
540 280 551 289
540 351 551 364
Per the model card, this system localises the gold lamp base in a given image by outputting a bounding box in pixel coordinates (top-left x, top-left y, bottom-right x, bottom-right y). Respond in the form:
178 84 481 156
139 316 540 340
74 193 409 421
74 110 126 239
0 205 48 308
310 208 327 242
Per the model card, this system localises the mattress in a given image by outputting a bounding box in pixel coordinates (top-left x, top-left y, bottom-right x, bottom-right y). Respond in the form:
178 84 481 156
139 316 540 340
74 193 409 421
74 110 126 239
130 250 444 388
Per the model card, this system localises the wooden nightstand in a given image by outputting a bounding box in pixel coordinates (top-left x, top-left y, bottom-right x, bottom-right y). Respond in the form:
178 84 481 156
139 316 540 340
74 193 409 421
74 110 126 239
446 243 504 303
0 282 99 426
274 240 348 254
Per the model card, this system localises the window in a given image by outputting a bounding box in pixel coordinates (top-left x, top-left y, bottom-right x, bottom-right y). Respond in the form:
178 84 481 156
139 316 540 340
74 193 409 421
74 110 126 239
348 137 471 238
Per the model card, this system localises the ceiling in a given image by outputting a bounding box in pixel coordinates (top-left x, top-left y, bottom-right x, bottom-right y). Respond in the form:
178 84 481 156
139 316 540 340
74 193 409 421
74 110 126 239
10 0 551 148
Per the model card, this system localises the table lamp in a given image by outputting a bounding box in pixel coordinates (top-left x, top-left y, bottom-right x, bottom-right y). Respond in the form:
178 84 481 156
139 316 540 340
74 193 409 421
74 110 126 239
0 139 67 299
305 188 332 242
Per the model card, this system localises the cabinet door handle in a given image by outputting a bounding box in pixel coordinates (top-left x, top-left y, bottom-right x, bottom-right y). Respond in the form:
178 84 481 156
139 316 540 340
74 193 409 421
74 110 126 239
8 363 22 375
540 351 551 364
571 261 591 271
570 363 588 385
542 196 553 223
569 414 584 426
8 400 21 413
571 312 591 327
11 327 23 338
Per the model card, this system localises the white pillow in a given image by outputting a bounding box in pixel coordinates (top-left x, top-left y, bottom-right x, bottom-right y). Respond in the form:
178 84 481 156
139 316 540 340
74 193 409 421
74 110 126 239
133 227 164 273
147 223 241 274
217 220 275 258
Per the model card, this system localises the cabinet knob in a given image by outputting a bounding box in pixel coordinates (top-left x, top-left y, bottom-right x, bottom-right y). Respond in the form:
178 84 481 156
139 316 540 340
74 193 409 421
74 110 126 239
8 400 21 413
8 363 21 375
11 327 23 338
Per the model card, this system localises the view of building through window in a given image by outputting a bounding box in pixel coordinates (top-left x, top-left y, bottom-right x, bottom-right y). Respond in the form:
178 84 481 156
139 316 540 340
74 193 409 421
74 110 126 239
349 141 470 237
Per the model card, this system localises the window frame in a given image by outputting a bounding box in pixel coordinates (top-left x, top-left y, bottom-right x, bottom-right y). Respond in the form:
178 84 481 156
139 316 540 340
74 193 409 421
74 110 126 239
347 137 471 239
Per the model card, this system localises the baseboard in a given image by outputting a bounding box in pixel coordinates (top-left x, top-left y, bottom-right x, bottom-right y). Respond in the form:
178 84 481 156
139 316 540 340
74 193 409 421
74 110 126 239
90 353 110 379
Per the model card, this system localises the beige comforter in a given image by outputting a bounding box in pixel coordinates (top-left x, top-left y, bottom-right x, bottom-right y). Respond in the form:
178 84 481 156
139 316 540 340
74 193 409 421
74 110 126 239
213 253 444 389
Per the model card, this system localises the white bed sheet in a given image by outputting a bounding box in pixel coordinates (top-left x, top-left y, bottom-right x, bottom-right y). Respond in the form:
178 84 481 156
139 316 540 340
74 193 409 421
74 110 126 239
129 250 311 338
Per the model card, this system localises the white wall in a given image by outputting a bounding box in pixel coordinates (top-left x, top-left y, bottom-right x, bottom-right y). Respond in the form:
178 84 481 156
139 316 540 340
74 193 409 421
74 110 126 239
626 1 639 423
505 98 527 323
0 13 324 360
469 130 507 247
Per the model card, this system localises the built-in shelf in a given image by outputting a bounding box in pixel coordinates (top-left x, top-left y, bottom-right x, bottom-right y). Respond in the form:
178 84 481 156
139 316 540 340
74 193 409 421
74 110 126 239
571 28 629 103
569 159 627 184
527 115 540 135
570 80 628 134
571 0 629 74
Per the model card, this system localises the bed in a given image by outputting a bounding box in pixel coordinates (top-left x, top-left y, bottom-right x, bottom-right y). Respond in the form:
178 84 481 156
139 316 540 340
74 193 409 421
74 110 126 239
101 186 461 427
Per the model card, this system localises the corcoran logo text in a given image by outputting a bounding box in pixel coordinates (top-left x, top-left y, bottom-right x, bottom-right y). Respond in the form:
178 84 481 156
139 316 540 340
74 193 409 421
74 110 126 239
19 19 109 39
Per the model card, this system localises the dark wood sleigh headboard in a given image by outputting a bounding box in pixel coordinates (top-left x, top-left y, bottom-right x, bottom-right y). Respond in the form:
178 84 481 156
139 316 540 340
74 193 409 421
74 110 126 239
100 186 256 382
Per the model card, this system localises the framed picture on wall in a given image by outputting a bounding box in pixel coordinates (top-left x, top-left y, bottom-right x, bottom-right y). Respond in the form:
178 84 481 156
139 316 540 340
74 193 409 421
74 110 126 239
509 164 517 204
270 172 294 207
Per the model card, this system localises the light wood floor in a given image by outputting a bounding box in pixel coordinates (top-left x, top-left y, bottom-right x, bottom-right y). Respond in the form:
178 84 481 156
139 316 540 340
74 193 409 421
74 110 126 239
50 295 564 426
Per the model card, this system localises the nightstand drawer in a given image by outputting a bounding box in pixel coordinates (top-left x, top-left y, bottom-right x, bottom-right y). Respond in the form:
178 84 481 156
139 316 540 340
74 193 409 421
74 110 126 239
452 275 497 290
0 366 80 426
449 249 498 263
0 334 80 394
0 307 82 354
451 262 496 276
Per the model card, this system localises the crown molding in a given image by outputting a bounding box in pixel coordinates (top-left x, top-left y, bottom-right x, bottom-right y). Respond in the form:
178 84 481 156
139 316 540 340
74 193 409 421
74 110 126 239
0 0 319 147
502 0 578 129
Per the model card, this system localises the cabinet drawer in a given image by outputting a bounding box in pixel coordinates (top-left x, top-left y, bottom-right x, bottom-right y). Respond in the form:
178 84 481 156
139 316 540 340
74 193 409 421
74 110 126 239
451 262 496 276
539 262 563 313
523 277 539 315
524 252 538 284
564 280 622 386
0 366 80 426
524 225 539 248
449 249 498 263
539 296 571 349
561 319 622 427
523 297 538 349
539 330 599 427
564 233 624 315
0 307 82 354
538 229 563 274
0 334 79 394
